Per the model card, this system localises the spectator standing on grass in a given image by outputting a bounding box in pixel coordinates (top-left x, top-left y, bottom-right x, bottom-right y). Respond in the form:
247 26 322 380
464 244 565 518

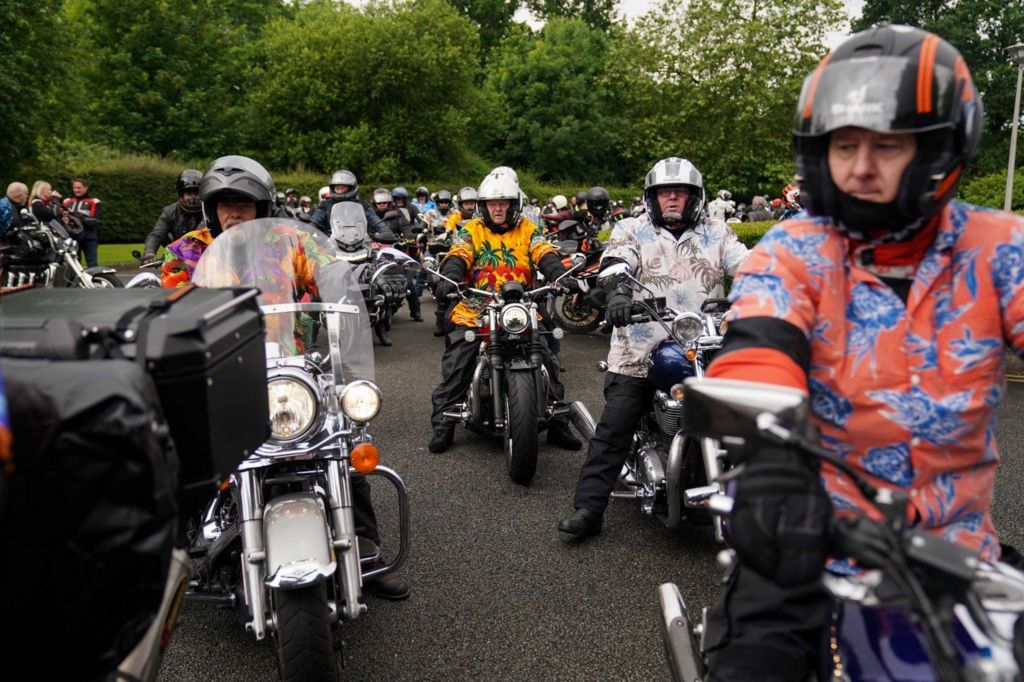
62 178 102 267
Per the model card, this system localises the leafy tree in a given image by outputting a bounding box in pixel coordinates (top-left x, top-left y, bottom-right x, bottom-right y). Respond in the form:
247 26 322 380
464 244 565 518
0 0 66 178
486 18 625 183
73 0 286 159
448 0 522 56
609 0 844 199
853 0 1024 176
523 0 619 30
245 0 488 180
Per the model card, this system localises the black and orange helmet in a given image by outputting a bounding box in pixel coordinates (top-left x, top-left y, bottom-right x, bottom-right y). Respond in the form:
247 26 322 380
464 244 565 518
793 25 983 236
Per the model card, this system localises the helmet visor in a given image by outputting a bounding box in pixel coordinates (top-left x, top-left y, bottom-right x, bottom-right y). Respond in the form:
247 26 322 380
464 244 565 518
795 57 960 137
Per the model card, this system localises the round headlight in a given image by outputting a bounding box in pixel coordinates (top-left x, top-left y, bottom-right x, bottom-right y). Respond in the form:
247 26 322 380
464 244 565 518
341 380 382 422
672 313 704 346
500 304 530 334
268 377 318 441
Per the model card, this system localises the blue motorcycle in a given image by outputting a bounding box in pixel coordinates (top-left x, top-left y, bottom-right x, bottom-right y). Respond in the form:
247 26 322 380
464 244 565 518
657 378 1024 682
581 264 732 541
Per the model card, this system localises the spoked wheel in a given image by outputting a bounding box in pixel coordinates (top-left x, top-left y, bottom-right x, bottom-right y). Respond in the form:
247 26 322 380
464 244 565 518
504 371 539 485
273 583 339 682
554 293 600 333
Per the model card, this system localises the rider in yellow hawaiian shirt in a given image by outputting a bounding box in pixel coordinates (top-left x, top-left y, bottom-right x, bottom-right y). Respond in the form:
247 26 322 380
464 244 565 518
427 170 583 454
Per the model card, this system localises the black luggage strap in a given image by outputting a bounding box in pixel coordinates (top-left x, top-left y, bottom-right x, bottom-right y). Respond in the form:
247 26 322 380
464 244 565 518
84 284 198 362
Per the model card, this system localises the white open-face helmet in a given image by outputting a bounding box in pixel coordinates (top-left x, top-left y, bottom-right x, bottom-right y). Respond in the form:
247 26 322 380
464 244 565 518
319 186 331 201
552 195 568 210
478 171 522 230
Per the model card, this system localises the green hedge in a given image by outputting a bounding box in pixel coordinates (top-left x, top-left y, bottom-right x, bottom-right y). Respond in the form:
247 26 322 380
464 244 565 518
18 152 642 243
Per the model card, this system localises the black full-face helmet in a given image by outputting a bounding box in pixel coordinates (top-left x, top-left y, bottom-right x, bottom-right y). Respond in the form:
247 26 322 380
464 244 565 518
794 24 983 242
586 186 610 219
200 156 275 235
177 169 202 213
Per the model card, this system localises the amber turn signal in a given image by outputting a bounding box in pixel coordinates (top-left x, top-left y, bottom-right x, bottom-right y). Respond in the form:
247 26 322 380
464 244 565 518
351 443 380 473
684 349 698 362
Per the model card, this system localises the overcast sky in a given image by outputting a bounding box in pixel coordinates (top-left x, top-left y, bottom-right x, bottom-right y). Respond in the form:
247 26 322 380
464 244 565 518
515 0 866 48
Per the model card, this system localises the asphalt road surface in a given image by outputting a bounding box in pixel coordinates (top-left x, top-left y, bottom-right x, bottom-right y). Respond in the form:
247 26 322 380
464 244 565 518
159 297 1024 682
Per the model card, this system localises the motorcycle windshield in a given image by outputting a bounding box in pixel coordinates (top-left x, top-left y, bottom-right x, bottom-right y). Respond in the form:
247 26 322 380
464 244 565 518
193 218 374 381
330 201 369 252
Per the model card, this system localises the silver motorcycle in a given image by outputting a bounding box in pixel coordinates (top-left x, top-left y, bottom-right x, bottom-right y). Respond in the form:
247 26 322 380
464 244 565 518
188 219 410 681
0 209 122 288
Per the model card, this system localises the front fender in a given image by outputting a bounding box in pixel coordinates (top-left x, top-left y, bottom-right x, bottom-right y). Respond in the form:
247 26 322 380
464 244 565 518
84 265 118 276
263 493 336 590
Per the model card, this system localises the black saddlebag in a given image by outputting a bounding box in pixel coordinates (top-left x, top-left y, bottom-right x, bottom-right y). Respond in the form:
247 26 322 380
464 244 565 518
0 285 268 493
0 358 179 678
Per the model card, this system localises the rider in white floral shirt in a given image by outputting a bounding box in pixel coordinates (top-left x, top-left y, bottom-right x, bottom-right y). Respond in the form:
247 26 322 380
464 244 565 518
558 157 749 537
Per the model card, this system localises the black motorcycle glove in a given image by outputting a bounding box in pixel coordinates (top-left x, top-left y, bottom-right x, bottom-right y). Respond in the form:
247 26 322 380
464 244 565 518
606 291 634 327
729 446 833 588
537 252 571 287
435 256 467 302
559 277 583 295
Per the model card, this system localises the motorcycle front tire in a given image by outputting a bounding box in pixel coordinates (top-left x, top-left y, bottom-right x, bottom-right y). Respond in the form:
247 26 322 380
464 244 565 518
273 582 339 682
504 371 540 485
554 293 600 334
90 271 124 288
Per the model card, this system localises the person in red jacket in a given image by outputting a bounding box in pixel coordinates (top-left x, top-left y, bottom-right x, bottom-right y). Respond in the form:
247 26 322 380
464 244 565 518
62 178 102 267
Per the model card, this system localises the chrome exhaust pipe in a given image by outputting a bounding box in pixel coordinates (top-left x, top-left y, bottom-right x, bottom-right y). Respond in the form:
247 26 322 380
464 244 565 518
568 400 597 442
657 582 705 682
665 433 685 529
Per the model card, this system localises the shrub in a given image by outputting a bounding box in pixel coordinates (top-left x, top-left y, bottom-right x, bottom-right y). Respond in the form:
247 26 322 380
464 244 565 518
960 169 1024 210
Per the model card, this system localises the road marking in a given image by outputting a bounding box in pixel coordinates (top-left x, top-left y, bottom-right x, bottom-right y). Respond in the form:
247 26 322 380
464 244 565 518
1008 375 1024 384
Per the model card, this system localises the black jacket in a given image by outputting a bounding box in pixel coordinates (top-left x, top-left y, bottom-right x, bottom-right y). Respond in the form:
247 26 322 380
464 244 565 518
144 202 204 255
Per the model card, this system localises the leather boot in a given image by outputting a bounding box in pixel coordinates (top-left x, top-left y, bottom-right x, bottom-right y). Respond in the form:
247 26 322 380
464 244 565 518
428 424 455 453
364 558 410 600
557 508 602 537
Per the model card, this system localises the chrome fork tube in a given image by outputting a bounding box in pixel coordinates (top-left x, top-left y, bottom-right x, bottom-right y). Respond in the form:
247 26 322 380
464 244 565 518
326 457 365 621
489 310 504 428
237 470 268 640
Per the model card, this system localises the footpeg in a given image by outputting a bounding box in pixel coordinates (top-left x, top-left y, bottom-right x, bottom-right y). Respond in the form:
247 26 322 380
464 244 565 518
684 485 719 508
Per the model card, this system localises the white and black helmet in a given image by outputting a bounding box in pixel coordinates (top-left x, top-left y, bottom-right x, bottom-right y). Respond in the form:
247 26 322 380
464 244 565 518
457 186 478 217
478 171 521 231
200 155 275 235
328 169 358 202
643 157 705 229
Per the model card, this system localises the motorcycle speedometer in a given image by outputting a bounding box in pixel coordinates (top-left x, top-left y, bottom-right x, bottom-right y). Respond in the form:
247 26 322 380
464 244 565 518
499 304 530 334
267 375 319 441
671 313 704 346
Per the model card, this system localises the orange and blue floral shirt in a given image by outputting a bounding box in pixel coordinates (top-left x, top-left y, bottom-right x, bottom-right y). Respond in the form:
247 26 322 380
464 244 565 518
721 201 1024 561
444 216 556 328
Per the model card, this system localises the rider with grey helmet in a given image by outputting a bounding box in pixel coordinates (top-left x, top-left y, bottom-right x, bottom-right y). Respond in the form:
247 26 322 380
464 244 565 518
558 157 749 538
309 169 360 234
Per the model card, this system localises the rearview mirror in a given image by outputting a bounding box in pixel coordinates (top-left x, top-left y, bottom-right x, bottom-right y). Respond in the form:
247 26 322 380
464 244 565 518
682 378 808 440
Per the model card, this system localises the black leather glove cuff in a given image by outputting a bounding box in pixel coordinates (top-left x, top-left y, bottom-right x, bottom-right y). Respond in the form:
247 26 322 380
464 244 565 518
537 252 567 283
439 256 468 282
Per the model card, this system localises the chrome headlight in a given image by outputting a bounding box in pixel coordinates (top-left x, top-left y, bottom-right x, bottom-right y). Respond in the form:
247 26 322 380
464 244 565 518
499 303 530 334
672 313 704 346
267 374 319 441
340 380 382 422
